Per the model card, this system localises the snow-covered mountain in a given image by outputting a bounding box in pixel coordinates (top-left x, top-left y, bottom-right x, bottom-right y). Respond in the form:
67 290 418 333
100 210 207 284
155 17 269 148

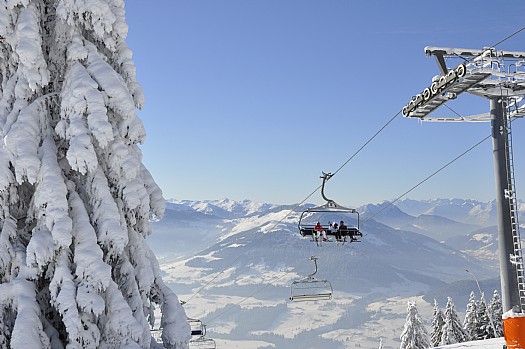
359 201 483 242
359 202 416 228
149 199 292 262
147 198 506 348
444 226 500 267
395 198 502 226
167 198 278 219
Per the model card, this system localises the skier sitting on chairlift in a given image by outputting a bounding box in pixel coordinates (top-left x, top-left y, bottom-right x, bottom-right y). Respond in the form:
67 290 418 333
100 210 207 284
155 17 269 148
328 222 339 241
314 222 327 242
339 220 347 240
333 222 342 241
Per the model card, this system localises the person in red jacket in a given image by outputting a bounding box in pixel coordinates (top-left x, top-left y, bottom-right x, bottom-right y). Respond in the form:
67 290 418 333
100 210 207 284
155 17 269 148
313 222 327 242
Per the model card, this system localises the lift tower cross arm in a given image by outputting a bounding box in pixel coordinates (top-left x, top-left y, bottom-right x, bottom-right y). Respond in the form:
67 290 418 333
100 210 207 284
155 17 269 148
425 46 525 60
403 46 525 120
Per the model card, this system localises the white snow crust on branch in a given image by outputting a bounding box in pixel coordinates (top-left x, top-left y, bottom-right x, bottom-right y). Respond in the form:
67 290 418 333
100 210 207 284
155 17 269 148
56 0 116 43
11 278 51 349
58 60 108 173
141 163 165 220
0 147 14 192
4 99 42 184
32 136 72 248
15 3 49 92
87 166 129 257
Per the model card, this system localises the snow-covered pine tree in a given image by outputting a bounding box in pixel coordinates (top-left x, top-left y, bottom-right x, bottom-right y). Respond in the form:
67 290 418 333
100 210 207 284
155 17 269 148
440 297 466 345
399 301 430 349
489 289 504 337
430 299 444 347
463 291 478 341
0 1 190 348
476 293 495 340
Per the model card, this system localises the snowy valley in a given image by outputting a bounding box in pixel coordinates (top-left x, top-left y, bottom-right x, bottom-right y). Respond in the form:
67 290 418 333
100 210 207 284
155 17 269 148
147 198 519 349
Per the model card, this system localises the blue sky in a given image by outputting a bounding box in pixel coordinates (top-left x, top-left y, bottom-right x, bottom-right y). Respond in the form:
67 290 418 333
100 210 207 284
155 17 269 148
125 1 525 206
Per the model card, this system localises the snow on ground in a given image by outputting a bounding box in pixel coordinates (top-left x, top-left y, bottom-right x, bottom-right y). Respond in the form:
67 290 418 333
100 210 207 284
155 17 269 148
181 294 280 324
234 263 298 286
151 199 507 348
364 296 433 348
214 338 276 348
162 258 299 290
435 337 505 349
260 294 358 339
319 295 434 349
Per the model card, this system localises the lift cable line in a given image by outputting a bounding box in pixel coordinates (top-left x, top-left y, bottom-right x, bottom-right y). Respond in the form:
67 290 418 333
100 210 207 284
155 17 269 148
182 185 321 305
203 129 492 327
331 110 401 178
193 111 401 310
198 83 520 334
333 118 517 345
191 26 525 329
182 110 403 305
180 27 525 328
491 24 525 49
363 133 491 224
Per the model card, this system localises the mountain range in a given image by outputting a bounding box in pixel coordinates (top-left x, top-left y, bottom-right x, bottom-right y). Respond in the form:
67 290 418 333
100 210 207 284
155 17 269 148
146 198 523 349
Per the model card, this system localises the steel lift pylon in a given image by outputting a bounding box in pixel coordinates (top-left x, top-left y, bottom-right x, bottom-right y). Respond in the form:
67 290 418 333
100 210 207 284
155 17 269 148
403 46 525 316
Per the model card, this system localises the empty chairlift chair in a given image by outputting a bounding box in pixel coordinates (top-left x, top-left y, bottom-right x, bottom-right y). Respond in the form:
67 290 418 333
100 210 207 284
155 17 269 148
189 336 217 349
289 256 333 301
186 318 217 349
188 318 206 337
298 172 362 242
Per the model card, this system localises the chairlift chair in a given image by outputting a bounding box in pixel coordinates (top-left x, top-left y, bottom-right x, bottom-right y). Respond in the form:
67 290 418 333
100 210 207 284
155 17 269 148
189 336 217 349
298 172 362 242
188 318 206 337
289 256 333 301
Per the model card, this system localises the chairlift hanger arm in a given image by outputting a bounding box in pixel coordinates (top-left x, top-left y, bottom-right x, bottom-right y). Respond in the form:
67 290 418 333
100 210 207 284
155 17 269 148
308 256 318 278
320 172 334 203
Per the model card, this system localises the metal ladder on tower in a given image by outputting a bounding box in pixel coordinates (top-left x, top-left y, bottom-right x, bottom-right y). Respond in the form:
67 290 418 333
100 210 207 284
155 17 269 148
504 105 525 311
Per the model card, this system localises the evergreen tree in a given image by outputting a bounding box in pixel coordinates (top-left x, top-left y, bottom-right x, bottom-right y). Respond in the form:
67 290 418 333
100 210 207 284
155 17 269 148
0 1 189 348
489 290 504 337
463 291 478 341
430 299 444 347
440 297 466 345
476 294 495 340
399 301 430 349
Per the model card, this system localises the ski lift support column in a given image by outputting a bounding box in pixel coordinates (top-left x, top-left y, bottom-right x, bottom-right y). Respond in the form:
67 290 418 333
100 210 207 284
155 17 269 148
402 46 525 315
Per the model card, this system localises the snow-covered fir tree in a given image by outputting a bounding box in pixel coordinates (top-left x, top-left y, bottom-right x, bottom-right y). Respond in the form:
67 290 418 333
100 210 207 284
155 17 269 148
430 299 444 347
0 1 189 348
440 297 466 345
399 301 430 349
463 291 478 341
476 293 495 340
489 289 504 337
